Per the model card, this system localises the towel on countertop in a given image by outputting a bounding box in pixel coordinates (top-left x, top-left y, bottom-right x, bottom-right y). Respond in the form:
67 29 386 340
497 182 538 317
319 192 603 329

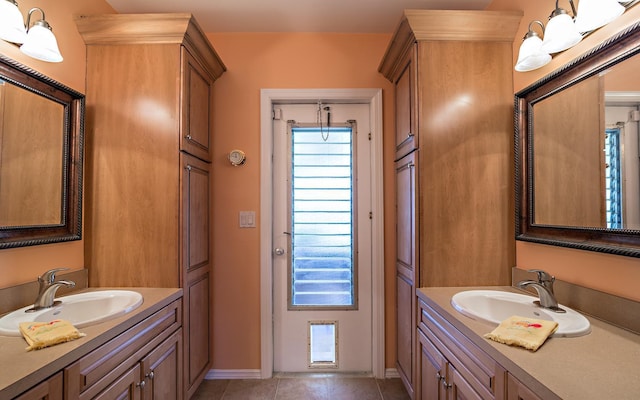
484 315 558 352
19 319 86 351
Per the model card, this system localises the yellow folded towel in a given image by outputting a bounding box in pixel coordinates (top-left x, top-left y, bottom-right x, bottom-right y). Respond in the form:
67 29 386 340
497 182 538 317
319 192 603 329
19 319 86 351
484 315 558 352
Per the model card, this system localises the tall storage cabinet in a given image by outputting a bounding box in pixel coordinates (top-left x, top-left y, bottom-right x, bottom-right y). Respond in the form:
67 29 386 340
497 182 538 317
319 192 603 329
379 10 521 398
76 14 226 399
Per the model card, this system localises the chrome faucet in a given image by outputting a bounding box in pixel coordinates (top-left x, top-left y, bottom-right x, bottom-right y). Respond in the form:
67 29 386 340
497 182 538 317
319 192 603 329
31 268 75 311
517 269 565 313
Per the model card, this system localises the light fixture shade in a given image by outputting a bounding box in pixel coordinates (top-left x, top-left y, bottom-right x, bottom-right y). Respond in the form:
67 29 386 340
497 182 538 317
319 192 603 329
541 12 582 54
0 0 27 44
20 22 63 63
516 35 552 72
574 0 625 33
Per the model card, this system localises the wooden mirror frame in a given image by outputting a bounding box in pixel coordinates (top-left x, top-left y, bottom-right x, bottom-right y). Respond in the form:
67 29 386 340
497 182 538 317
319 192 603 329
516 21 640 258
0 54 84 249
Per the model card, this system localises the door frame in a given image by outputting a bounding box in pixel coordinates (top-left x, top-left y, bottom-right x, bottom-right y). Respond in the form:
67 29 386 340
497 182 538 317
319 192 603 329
260 88 385 379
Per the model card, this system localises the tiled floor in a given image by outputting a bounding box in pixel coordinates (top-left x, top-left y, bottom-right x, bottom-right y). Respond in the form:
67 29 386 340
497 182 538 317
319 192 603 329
192 375 410 400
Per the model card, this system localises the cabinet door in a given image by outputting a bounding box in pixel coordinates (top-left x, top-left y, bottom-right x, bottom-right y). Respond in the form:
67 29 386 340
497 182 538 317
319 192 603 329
181 154 212 397
451 367 484 400
395 151 417 397
397 273 414 398
394 48 417 158
94 364 141 400
507 375 543 400
181 48 214 162
13 372 62 400
141 329 183 400
417 330 447 400
396 151 417 280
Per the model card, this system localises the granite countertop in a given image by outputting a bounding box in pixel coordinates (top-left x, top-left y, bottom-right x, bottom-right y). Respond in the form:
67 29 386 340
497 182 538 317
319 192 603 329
0 287 182 399
417 286 640 400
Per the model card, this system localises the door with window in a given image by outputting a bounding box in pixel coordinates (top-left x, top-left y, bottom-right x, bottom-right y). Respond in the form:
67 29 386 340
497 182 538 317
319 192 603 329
272 103 373 372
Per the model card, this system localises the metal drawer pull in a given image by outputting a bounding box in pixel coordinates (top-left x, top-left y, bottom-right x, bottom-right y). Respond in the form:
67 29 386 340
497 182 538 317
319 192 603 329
137 380 146 389
146 371 155 380
397 132 415 147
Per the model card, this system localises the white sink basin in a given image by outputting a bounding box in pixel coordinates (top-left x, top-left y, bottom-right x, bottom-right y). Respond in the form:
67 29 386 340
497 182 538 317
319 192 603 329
0 290 143 337
451 290 591 337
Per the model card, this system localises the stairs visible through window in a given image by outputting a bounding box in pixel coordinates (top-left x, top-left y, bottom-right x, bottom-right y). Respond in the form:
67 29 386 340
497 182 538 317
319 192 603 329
290 126 355 308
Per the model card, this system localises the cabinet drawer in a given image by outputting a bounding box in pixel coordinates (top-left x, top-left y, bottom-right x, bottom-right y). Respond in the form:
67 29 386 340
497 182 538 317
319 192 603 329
65 300 182 399
419 299 505 399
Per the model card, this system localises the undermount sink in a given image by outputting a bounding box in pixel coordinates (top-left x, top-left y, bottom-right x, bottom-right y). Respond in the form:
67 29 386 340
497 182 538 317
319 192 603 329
0 290 143 337
451 290 591 337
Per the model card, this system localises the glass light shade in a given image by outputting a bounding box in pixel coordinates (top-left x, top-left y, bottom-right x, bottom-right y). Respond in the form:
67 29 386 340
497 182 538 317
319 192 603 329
0 0 27 44
541 12 582 54
20 22 63 63
574 0 624 33
515 35 552 72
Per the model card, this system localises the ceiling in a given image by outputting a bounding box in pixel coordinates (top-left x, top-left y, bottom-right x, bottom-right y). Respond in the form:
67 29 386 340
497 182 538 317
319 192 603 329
104 0 493 33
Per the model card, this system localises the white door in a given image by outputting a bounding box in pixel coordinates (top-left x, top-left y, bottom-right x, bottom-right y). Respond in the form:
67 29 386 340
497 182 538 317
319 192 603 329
273 103 373 373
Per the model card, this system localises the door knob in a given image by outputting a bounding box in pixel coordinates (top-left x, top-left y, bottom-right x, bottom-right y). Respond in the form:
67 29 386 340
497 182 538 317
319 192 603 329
274 248 285 256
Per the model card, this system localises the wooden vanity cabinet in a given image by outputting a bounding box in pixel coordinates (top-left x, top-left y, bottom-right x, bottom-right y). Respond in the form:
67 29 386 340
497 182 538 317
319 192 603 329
417 299 506 400
13 372 63 400
65 300 182 400
379 10 521 398
76 13 225 399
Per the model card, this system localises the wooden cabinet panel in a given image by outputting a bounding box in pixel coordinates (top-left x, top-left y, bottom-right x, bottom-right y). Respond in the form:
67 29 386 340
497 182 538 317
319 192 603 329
186 273 210 395
394 51 417 158
507 375 543 400
181 48 214 162
395 151 417 397
141 329 183 400
397 274 414 396
13 372 62 400
395 151 417 281
417 330 446 400
182 155 211 274
93 365 141 400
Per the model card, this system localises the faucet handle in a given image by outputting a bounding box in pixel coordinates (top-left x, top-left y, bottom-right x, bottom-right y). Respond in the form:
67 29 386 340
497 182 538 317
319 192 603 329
38 268 69 284
527 269 555 284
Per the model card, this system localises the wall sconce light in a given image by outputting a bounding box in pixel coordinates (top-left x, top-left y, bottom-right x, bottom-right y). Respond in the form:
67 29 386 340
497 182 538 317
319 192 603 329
574 0 624 33
541 0 582 54
515 21 552 72
0 0 63 63
515 0 629 72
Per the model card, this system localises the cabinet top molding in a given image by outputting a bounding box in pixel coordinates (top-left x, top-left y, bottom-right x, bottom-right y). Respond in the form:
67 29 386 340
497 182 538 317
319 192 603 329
75 13 226 79
379 10 523 80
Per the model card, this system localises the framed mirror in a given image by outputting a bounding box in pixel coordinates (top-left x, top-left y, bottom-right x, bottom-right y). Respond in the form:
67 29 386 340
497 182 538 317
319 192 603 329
0 54 84 249
516 20 640 257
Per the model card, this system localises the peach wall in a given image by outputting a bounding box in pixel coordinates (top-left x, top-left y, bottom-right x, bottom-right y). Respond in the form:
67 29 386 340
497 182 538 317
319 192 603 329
487 0 640 301
0 0 114 288
206 32 395 370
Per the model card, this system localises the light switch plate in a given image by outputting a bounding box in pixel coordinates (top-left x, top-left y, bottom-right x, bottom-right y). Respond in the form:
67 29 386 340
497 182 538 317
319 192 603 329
239 211 256 228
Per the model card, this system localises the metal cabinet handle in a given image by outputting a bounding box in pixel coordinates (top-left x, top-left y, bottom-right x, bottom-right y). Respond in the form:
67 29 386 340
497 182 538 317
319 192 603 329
146 371 155 380
274 248 285 256
137 380 146 389
397 132 415 148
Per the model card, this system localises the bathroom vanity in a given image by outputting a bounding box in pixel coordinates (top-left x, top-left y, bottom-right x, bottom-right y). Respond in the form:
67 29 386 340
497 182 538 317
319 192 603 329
0 288 182 399
417 287 640 400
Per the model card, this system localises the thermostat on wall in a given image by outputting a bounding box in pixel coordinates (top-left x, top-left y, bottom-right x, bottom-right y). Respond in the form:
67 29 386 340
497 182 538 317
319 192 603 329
228 149 246 166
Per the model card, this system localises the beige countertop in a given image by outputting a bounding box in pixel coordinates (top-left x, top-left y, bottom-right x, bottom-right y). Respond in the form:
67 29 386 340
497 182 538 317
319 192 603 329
0 287 182 399
418 286 640 400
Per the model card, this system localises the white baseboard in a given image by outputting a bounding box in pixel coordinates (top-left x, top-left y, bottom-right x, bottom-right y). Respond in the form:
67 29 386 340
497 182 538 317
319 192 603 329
384 368 400 379
205 369 263 380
